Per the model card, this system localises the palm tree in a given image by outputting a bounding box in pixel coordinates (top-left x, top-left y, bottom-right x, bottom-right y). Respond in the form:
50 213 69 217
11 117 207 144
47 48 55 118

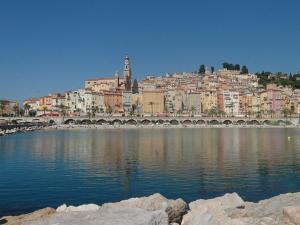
13 105 19 117
269 109 275 118
282 107 290 124
19 108 25 117
24 103 31 116
208 106 218 118
257 110 261 118
42 106 48 116
149 102 154 116
190 106 196 117
176 110 182 117
92 106 99 117
106 105 112 115
87 108 91 119
76 108 81 117
0 100 5 116
58 104 67 121
131 104 137 116
229 102 234 117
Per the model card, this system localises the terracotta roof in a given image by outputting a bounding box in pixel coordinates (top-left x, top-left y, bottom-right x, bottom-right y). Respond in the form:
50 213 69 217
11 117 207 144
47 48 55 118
142 89 164 93
24 98 40 102
85 77 116 81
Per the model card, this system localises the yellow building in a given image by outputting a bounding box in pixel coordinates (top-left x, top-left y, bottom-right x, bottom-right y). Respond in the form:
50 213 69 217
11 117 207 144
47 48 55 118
250 93 261 116
141 90 165 115
201 90 218 113
174 89 185 113
39 95 53 111
23 98 40 111
85 77 124 92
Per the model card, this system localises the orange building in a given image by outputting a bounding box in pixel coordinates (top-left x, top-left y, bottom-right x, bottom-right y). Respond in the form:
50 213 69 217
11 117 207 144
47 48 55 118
103 90 123 113
39 95 52 111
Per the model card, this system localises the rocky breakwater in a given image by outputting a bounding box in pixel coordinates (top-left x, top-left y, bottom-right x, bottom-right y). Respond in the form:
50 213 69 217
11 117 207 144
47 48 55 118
1 192 300 225
0 125 44 136
182 192 300 225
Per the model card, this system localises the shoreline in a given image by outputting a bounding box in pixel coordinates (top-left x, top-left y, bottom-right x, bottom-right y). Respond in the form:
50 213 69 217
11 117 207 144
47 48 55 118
44 124 300 131
2 124 299 136
0 125 45 136
1 192 299 225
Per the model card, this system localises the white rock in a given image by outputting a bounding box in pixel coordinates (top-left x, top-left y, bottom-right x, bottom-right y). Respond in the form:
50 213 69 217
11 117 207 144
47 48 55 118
182 193 245 225
56 203 100 212
102 193 187 223
189 193 245 211
24 207 168 225
283 206 300 225
56 204 67 212
183 213 220 225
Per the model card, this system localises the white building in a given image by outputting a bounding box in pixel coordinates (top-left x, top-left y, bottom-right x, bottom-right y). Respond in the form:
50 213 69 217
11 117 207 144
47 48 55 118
222 91 239 115
65 89 104 115
122 91 132 115
51 96 65 112
23 98 40 111
184 92 201 115
165 90 176 114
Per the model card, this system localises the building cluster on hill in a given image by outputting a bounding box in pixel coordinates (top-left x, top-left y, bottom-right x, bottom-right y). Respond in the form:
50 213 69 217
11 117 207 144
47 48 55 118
1 55 300 118
0 100 19 117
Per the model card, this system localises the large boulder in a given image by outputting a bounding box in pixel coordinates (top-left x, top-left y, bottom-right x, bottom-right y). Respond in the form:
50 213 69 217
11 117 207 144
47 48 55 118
183 192 300 225
283 206 300 225
56 203 100 212
189 193 245 211
242 192 300 218
23 207 168 225
182 193 245 225
102 193 187 223
228 192 300 224
0 207 55 225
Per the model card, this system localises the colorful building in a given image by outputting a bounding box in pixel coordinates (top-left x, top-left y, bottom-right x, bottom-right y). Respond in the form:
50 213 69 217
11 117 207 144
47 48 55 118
141 90 165 116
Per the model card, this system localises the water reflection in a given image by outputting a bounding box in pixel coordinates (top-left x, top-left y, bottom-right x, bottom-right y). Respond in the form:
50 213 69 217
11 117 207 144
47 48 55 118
0 128 300 217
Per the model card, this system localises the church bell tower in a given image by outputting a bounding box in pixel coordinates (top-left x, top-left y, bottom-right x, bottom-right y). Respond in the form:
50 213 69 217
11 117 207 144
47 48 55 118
123 55 132 91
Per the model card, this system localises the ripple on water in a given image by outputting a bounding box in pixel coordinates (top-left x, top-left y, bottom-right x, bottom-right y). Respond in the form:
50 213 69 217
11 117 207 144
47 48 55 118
0 128 300 216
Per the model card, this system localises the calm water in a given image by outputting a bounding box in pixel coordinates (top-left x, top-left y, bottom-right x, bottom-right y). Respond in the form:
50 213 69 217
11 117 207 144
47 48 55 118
1 128 300 216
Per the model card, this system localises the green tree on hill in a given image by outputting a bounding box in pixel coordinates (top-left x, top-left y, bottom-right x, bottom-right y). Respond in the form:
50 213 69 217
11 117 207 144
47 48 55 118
223 62 241 71
241 65 249 74
198 64 206 74
234 64 240 71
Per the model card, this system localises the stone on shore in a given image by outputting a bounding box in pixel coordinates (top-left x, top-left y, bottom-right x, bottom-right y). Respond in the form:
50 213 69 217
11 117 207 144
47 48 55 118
3 192 300 225
183 192 300 225
0 207 55 225
23 207 168 225
189 192 245 211
283 206 300 225
56 203 100 212
101 193 187 223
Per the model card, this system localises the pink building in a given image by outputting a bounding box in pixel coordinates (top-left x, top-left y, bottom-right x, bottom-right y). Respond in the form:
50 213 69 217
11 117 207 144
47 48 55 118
260 89 284 117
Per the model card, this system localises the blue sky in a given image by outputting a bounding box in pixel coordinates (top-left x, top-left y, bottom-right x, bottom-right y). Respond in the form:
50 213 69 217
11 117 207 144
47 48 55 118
0 0 300 102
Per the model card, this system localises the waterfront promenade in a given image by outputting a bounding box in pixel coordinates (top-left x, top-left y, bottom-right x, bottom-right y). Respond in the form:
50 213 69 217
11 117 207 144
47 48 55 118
1 116 299 126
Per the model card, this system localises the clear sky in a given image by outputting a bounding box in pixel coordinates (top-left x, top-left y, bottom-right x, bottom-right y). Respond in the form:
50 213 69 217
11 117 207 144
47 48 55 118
0 0 300 102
